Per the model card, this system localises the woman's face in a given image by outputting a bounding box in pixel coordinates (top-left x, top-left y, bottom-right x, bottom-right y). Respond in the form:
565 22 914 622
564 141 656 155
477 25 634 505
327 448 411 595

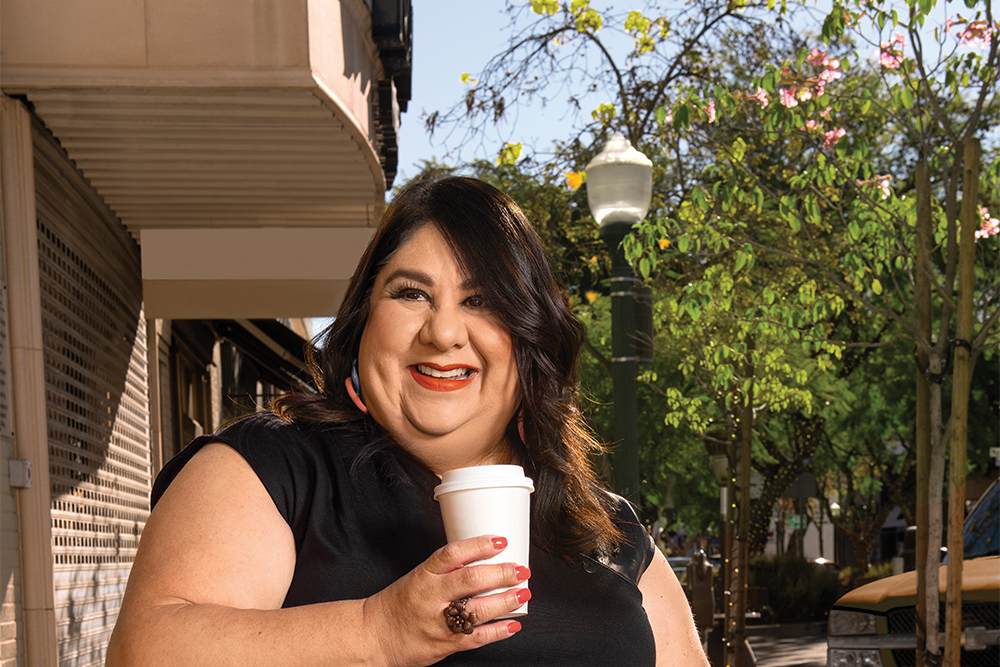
358 224 521 473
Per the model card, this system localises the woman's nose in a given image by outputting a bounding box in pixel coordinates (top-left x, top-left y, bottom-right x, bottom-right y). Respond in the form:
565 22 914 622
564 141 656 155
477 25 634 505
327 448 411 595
419 305 469 350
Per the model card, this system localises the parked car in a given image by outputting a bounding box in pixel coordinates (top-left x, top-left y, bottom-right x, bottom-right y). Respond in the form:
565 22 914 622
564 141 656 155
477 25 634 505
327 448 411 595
827 479 999 667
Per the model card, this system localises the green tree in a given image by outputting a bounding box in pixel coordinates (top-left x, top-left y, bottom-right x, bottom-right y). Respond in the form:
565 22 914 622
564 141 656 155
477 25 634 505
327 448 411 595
427 4 999 663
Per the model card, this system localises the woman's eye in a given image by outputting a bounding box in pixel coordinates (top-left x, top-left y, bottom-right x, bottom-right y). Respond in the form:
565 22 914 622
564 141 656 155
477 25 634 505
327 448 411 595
392 287 427 301
464 295 485 309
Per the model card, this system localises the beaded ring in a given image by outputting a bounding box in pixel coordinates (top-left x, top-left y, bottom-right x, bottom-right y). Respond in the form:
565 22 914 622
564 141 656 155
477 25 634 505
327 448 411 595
443 598 478 635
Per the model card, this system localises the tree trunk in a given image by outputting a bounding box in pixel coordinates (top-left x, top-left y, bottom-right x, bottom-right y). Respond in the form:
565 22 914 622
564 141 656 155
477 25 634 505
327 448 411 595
733 368 753 667
925 360 946 659
943 138 979 667
847 529 874 573
914 161 933 667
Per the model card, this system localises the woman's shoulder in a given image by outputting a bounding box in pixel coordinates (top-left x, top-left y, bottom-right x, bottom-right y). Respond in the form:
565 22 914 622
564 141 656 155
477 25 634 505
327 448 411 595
151 412 363 508
602 492 656 585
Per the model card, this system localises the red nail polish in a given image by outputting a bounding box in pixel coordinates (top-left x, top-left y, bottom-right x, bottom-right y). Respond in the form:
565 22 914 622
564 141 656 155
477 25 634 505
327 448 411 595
492 537 507 550
515 566 531 581
507 620 522 634
516 587 531 604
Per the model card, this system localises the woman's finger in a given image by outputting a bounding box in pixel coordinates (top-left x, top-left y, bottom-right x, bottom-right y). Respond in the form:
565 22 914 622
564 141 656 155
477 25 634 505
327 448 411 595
423 534 509 575
449 579 531 630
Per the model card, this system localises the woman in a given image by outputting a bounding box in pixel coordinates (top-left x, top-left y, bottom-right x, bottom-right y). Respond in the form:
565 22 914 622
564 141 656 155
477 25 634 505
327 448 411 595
107 177 707 666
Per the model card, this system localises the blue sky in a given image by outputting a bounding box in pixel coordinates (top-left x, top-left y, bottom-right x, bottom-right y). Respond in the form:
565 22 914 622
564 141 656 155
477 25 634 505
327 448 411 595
395 0 603 181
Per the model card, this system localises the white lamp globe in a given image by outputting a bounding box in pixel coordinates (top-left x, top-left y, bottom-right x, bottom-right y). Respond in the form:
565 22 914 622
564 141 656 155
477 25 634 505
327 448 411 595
585 131 653 226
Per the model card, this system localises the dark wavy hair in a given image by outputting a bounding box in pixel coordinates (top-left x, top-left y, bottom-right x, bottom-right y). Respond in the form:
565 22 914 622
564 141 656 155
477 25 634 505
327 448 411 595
272 176 620 560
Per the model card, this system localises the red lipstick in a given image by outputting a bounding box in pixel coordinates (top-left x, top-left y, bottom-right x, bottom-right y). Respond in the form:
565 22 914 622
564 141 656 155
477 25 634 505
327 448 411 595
409 364 477 392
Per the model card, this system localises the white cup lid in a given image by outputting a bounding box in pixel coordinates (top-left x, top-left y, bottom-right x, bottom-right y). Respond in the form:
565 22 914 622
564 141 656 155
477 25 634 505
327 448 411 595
433 464 535 498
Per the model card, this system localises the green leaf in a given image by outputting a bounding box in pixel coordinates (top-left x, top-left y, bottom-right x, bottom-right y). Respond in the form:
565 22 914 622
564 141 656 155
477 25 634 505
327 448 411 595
655 106 668 128
900 87 915 109
730 137 747 163
678 236 690 253
673 104 690 129
496 142 523 165
806 197 821 224
762 70 776 94
872 278 883 295
530 0 559 14
639 257 651 279
734 251 747 273
691 187 708 211
919 0 932 16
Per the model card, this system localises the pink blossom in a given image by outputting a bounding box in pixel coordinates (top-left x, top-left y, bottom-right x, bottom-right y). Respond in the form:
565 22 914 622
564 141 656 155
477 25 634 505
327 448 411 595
823 127 846 149
976 205 1000 240
820 107 833 120
856 175 893 199
958 21 993 49
706 100 717 123
876 175 892 199
880 49 904 68
749 87 769 108
880 32 907 68
944 17 954 33
806 48 828 66
819 67 842 83
779 88 798 108
796 87 814 102
805 120 817 130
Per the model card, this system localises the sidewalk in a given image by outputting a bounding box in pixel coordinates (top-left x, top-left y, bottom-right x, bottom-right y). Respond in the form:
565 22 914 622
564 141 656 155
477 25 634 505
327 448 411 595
746 621 827 667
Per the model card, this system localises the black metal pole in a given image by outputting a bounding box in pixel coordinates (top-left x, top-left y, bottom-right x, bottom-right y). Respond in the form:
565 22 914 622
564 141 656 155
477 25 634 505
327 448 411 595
600 221 640 503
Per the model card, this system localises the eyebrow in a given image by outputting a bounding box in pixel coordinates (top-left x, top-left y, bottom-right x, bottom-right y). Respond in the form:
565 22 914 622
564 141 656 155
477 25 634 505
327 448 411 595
382 268 479 290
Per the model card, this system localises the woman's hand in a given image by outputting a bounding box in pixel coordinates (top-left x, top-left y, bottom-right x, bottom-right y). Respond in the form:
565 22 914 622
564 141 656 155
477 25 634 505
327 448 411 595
363 534 530 667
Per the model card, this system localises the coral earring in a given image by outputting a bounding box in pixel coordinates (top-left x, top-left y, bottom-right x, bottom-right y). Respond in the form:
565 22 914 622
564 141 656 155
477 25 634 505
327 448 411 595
345 377 368 414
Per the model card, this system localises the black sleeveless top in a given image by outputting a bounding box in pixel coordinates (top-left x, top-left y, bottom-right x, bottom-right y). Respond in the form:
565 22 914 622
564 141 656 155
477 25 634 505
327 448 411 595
152 412 656 666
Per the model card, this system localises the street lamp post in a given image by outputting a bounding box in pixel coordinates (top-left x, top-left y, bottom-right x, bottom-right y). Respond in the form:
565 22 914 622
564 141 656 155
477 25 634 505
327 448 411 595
585 132 653 503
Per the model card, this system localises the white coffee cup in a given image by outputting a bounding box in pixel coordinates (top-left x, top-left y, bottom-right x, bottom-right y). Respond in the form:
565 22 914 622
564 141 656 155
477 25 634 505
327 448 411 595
433 464 534 617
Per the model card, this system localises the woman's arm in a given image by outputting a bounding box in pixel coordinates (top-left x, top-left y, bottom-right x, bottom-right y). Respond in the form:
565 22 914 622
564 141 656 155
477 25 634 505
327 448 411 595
639 548 711 667
106 443 526 667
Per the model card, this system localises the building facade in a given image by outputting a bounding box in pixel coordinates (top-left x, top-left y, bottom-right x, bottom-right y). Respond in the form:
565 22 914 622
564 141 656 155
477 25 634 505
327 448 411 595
0 1 412 664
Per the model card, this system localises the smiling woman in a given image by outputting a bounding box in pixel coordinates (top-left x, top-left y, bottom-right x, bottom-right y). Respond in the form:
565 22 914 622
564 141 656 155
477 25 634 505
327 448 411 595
357 225 521 472
105 177 708 667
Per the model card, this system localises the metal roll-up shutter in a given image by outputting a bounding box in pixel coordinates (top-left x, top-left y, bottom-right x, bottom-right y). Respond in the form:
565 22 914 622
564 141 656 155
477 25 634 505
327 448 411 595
34 129 151 667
